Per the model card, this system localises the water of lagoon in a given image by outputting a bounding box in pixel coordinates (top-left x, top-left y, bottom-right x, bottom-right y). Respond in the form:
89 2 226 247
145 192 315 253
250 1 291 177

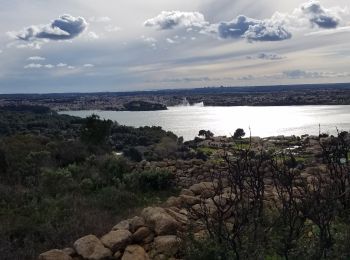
60 105 350 141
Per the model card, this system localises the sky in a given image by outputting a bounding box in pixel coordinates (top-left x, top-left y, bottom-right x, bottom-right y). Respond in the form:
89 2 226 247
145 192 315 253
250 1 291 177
0 0 350 93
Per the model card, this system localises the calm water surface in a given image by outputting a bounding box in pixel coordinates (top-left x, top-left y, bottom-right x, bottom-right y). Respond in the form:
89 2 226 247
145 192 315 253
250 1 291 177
60 105 350 140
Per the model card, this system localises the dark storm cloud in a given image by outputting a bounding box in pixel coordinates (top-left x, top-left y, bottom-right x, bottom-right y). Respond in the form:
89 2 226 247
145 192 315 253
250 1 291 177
14 14 88 41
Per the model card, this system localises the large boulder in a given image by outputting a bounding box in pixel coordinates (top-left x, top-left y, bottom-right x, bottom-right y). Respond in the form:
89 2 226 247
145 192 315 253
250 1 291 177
101 230 132 252
39 249 72 260
141 207 180 235
122 245 149 260
152 235 181 257
73 235 112 260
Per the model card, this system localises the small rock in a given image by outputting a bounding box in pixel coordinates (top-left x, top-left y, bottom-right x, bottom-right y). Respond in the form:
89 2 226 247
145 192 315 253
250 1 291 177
122 245 149 260
74 235 112 260
114 251 122 259
101 230 132 252
39 249 72 260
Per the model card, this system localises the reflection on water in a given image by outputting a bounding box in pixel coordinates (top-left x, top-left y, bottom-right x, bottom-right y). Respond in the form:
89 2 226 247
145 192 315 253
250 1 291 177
60 105 350 140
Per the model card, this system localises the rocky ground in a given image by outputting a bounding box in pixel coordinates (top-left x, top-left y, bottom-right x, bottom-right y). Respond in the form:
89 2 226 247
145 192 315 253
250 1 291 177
38 134 332 260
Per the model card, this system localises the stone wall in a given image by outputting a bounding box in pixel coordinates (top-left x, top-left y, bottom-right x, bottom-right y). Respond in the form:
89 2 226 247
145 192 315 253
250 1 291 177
39 181 221 260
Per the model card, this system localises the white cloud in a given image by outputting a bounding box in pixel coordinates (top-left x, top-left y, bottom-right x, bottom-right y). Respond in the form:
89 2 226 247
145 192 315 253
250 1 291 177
57 63 67 67
87 31 99 39
89 16 111 23
44 64 55 69
144 11 208 30
141 36 157 48
28 56 46 61
24 63 43 69
83 64 94 68
166 38 176 44
105 25 121 32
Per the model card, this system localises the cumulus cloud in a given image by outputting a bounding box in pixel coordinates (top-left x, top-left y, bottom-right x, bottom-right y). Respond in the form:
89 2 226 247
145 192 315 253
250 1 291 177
11 14 87 42
217 15 291 42
83 64 94 68
28 56 46 61
144 11 207 30
245 22 292 42
300 1 340 28
218 15 258 39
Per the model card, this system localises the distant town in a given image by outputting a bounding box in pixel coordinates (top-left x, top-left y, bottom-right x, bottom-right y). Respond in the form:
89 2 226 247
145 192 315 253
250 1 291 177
1 83 350 111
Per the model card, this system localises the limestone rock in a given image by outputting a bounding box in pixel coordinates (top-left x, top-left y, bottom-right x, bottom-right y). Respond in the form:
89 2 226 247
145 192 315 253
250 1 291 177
132 227 151 243
165 208 188 225
152 235 181 256
189 182 216 196
39 249 72 260
179 194 201 206
73 235 112 260
114 251 122 259
165 196 182 208
180 189 195 196
112 220 130 231
62 247 75 256
129 216 146 233
122 245 149 260
141 207 180 235
101 230 132 252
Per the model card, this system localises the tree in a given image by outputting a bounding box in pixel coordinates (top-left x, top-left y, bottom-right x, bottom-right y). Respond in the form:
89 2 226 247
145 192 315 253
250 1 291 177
198 130 214 139
80 115 112 146
233 128 245 139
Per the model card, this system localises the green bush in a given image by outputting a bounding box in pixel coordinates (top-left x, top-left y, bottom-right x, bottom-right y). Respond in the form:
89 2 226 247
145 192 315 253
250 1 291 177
93 186 139 212
125 169 174 192
183 237 235 260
